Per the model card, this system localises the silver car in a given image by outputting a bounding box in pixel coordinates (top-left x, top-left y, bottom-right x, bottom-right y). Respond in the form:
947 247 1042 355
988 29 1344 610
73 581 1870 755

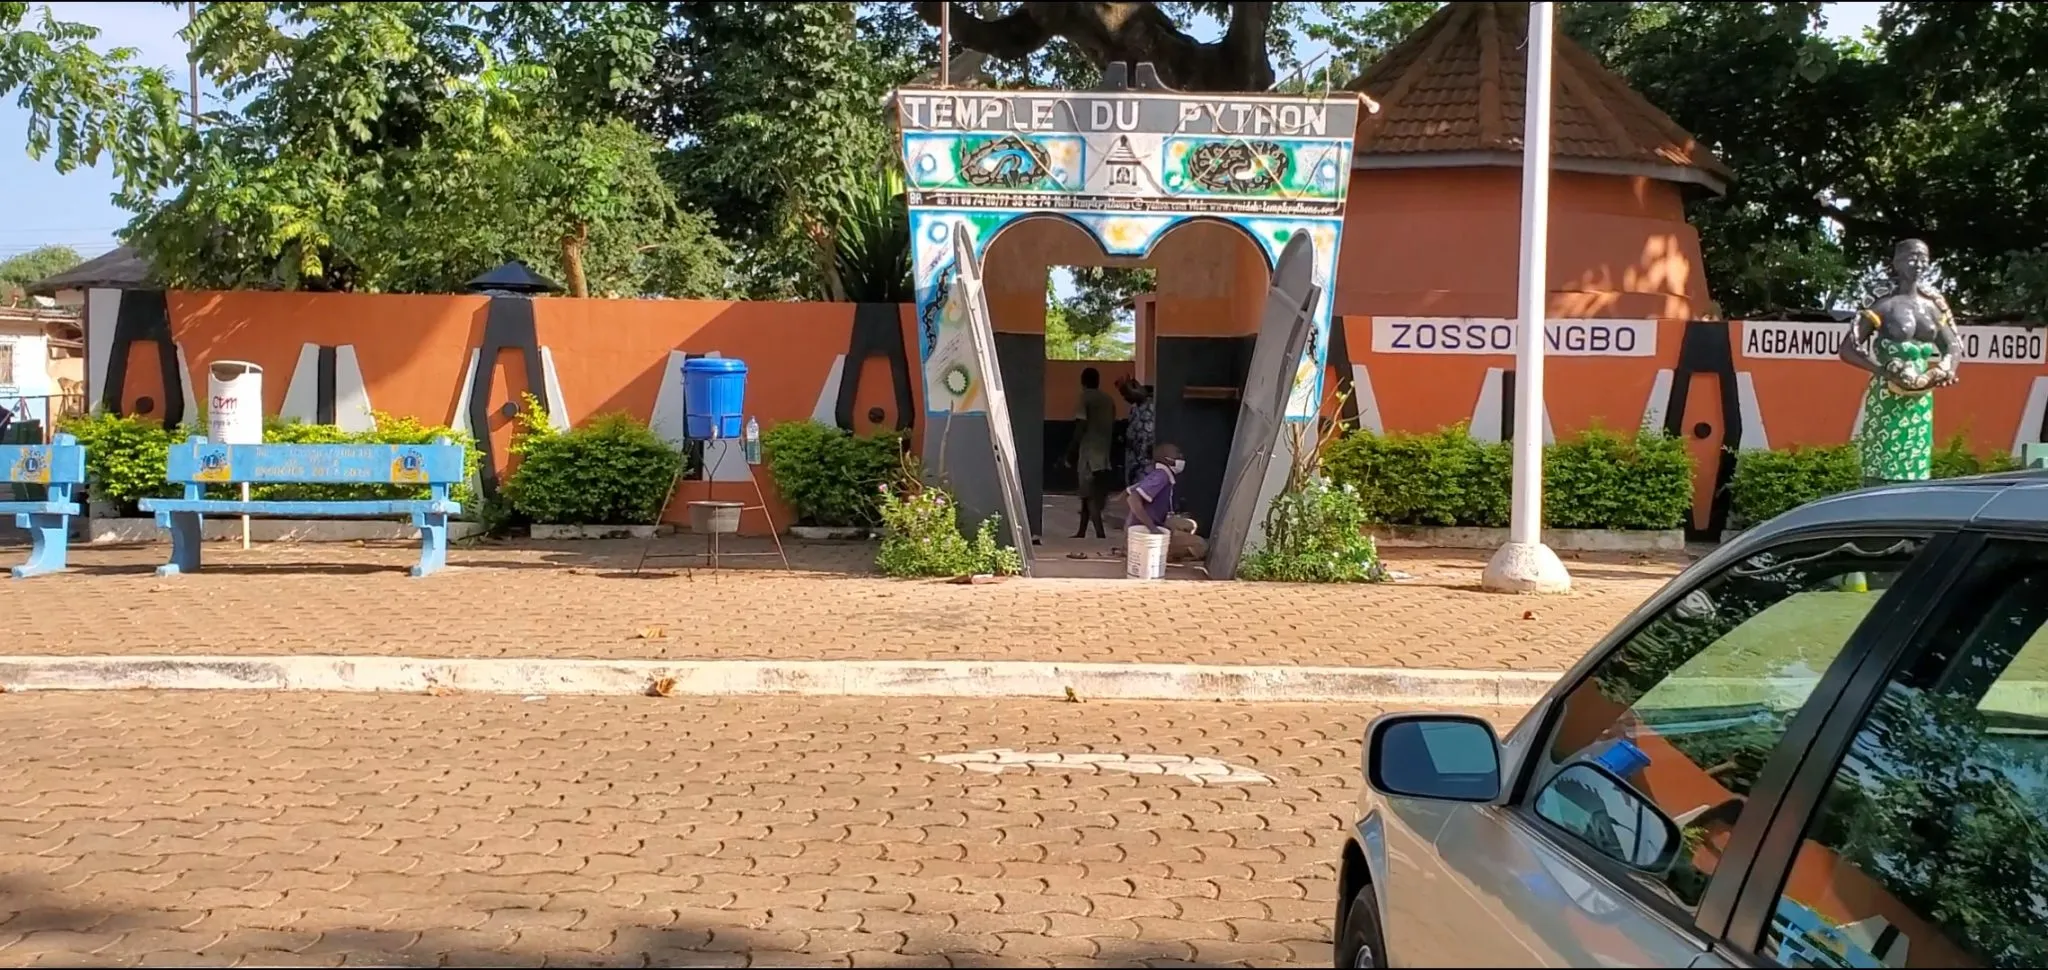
1337 472 2048 968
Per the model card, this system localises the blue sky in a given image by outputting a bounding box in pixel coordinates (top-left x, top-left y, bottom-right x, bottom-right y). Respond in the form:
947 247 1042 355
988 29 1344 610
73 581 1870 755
2 1 1886 264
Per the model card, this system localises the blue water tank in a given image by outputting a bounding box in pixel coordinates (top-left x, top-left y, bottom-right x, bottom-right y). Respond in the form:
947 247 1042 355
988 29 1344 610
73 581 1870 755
1590 738 1651 781
682 357 748 440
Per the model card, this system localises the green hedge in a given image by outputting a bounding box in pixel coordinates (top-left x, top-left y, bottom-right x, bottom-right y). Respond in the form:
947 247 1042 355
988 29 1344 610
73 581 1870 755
759 420 906 528
59 411 481 510
504 409 681 525
1322 424 1696 531
1727 435 2020 525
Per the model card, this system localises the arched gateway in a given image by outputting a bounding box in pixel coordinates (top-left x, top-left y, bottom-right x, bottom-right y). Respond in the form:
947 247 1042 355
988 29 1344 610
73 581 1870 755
893 65 1368 577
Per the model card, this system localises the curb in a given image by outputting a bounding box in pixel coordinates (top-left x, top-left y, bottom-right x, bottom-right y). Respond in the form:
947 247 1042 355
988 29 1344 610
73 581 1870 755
0 656 1561 706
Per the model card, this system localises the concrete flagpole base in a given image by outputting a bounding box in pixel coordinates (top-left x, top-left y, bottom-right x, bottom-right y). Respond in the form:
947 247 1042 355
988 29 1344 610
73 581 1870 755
1481 540 1573 594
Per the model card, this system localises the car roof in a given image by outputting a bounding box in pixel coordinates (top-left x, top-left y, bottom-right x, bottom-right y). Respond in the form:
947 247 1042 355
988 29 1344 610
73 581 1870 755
1730 467 2048 555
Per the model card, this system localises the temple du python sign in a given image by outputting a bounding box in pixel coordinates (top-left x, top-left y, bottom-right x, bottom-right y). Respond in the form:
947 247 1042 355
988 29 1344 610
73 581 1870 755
895 84 1364 419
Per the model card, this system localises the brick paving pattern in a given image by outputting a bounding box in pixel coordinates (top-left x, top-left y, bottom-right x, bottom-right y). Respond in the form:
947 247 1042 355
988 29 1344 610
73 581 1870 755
0 692 1529 967
0 540 1683 670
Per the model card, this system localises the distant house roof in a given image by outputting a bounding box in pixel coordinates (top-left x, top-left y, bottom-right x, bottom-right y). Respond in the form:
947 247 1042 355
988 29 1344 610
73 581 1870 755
26 245 153 296
1346 2 1731 193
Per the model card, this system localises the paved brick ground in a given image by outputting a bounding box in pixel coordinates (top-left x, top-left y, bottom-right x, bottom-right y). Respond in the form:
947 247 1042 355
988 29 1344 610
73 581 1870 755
0 692 1529 968
0 540 1682 670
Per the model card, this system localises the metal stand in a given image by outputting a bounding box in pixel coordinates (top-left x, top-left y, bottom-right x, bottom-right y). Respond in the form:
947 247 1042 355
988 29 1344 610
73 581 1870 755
635 432 790 574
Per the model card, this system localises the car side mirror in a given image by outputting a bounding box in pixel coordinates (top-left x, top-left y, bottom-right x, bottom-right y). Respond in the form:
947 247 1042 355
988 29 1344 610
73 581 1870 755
1534 762 1682 872
1365 713 1502 803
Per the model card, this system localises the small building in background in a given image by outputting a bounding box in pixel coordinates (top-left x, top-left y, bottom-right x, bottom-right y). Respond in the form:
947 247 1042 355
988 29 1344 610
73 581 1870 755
0 298 85 441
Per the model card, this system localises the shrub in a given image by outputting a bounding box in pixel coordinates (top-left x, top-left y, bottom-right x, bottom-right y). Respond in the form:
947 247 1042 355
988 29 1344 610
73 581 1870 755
1239 476 1386 583
1322 424 1691 530
1931 433 2022 478
503 407 683 525
56 412 183 507
760 420 905 528
256 414 481 506
1729 434 2023 526
874 481 1022 578
1321 423 1510 527
1544 427 1694 530
1726 444 1861 526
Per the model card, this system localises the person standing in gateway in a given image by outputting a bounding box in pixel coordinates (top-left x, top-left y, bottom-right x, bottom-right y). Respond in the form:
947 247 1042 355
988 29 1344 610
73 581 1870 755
1068 367 1117 539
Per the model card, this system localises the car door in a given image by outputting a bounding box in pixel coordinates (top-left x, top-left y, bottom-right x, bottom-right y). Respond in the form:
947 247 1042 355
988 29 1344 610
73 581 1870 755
1371 528 1967 967
1710 522 2048 968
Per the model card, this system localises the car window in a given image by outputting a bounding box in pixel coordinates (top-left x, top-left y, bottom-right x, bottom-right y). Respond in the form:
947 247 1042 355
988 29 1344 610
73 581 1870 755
1532 535 1928 911
1762 539 2048 968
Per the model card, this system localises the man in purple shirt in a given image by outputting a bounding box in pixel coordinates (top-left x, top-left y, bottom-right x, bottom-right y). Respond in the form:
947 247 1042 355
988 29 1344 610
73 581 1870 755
1126 442 1206 562
1125 442 1183 532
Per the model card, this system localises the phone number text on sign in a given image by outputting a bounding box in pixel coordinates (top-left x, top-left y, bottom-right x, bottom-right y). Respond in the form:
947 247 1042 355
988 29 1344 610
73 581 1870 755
1370 318 1659 357
1739 321 2048 365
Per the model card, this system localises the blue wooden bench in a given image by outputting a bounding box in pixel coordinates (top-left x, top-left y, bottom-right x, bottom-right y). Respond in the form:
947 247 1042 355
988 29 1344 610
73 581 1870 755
140 436 466 578
0 433 87 579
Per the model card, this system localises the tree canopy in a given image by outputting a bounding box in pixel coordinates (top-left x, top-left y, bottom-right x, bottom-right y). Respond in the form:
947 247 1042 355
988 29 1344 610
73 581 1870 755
0 244 83 304
4 2 2047 321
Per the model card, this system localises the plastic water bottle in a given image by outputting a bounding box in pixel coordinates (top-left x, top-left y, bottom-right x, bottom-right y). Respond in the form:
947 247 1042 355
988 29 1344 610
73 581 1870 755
743 417 761 465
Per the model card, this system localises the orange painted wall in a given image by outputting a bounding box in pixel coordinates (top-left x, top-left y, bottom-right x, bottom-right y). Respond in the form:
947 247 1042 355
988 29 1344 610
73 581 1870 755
169 292 489 424
1337 168 1709 321
1342 314 1682 437
1733 321 2045 452
145 292 923 536
1336 312 2046 529
1043 359 1136 422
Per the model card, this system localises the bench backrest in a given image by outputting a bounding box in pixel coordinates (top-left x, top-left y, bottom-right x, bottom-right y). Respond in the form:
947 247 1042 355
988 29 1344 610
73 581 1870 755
164 436 467 487
0 434 87 487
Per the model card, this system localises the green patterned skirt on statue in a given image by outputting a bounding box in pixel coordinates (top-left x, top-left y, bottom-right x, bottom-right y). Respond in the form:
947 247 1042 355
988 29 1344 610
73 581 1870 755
1857 339 1938 483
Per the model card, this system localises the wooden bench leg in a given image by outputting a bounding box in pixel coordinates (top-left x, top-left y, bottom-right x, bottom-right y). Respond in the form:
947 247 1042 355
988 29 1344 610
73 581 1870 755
10 512 71 579
412 511 449 578
156 511 204 577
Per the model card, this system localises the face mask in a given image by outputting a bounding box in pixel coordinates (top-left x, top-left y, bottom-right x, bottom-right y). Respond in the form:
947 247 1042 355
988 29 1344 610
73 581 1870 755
1169 459 1186 474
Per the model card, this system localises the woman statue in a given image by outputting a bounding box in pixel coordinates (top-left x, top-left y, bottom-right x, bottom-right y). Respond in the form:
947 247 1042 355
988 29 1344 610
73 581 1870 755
1837 239 1961 485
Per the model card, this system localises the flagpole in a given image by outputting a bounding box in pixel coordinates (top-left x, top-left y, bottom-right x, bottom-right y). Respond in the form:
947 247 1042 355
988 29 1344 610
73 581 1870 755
939 3 952 87
187 1 199 131
1482 1 1571 594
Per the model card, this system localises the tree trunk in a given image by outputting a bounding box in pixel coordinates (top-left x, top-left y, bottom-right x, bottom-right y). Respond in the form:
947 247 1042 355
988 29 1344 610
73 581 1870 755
562 224 590 299
915 1 1275 92
811 217 849 303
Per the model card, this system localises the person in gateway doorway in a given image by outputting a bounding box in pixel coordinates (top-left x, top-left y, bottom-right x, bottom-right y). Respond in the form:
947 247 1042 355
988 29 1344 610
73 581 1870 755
1126 443 1205 562
1068 366 1117 539
1117 376 1156 488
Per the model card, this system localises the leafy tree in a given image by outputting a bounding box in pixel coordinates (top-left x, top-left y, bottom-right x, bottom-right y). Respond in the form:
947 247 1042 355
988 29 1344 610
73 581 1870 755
914 1 1284 92
923 2 1343 92
643 2 914 300
0 244 83 304
1280 1 1440 92
1045 301 1134 361
0 1 187 200
4 1 728 298
1057 267 1154 339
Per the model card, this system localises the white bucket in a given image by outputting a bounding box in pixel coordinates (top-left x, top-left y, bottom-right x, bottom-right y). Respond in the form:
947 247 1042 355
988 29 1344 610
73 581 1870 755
1125 526 1169 580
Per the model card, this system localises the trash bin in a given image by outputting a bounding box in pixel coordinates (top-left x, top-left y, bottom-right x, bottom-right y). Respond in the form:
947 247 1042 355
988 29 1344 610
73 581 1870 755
207 361 265 444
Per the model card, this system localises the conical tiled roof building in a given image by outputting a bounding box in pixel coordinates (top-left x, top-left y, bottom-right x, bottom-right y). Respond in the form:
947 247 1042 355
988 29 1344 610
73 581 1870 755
1349 1 1728 189
1332 1 1721 322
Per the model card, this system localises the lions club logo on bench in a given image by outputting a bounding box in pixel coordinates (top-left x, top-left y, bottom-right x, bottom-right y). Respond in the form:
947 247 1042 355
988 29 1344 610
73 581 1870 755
389 450 428 484
193 449 234 483
8 450 49 484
